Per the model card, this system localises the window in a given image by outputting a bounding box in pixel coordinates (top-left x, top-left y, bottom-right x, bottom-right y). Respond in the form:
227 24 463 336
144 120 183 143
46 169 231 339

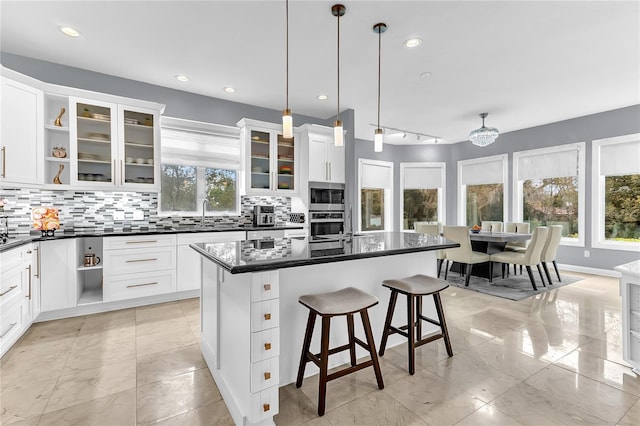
400 162 446 230
592 134 640 250
160 117 241 216
359 159 393 232
513 143 585 246
458 154 508 227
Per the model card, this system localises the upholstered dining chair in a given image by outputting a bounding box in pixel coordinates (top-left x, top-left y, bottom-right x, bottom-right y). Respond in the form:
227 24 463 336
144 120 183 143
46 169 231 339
414 223 446 278
489 226 549 291
481 221 504 232
504 222 531 274
442 226 490 287
541 225 563 284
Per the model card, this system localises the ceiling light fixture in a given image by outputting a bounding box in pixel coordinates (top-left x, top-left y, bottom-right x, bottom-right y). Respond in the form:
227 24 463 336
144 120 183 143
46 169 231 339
419 71 432 78
282 0 293 139
59 26 80 37
332 4 346 147
403 37 422 48
373 22 387 153
223 86 235 93
368 123 441 143
175 75 189 82
317 94 328 100
469 112 499 147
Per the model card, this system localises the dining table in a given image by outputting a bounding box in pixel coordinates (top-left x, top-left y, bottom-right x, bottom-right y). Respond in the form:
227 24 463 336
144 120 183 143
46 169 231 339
449 231 532 278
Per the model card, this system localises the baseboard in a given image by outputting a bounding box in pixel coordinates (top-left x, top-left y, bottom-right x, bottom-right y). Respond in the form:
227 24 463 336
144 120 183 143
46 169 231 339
558 263 622 278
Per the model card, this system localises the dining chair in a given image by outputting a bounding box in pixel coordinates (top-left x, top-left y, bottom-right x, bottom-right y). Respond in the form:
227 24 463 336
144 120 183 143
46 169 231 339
442 226 490 287
489 226 549 291
481 221 504 232
541 225 563 284
505 222 531 274
415 223 446 278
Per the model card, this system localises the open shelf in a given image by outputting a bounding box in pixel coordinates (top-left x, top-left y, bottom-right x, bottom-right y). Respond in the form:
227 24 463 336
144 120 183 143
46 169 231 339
45 157 70 163
77 265 103 271
78 288 103 305
45 125 70 132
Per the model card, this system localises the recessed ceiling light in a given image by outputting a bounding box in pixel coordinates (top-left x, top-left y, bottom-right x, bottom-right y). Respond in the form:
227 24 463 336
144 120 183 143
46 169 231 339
223 86 236 93
59 26 80 37
420 71 432 78
175 75 189 82
403 38 422 48
317 94 328 100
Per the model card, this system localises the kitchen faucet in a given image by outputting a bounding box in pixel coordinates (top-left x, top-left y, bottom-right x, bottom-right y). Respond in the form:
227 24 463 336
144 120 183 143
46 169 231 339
201 199 211 227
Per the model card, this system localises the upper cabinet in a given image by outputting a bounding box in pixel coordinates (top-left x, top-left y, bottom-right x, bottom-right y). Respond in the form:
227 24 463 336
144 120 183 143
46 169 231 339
302 125 345 184
0 77 43 186
238 119 299 195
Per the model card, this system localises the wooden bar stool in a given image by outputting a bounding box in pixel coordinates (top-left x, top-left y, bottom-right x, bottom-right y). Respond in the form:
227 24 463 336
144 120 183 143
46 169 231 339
295 287 384 416
379 274 453 375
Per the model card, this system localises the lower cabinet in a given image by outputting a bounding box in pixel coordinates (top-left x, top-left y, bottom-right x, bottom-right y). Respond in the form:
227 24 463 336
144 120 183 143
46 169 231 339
40 239 77 312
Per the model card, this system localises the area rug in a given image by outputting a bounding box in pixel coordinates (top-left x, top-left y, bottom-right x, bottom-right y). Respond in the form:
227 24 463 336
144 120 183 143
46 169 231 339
444 271 584 301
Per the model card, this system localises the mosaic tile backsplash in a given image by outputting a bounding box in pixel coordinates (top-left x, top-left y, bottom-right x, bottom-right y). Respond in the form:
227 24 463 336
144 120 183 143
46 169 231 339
0 188 291 235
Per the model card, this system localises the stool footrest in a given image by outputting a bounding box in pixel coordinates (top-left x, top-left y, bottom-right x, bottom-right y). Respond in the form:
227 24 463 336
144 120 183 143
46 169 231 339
415 333 445 349
389 325 409 338
327 360 374 382
419 315 441 327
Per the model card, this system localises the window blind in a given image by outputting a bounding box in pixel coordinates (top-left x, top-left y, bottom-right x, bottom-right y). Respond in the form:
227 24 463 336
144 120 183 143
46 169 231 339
403 165 443 189
160 117 241 170
600 139 640 176
361 161 392 189
517 145 579 180
460 157 505 185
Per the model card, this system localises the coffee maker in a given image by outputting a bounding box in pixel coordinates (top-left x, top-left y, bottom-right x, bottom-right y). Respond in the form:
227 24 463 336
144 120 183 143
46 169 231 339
253 205 275 227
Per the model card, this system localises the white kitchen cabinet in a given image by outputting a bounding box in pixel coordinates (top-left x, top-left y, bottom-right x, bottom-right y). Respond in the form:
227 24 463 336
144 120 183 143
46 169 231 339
176 231 245 292
68 97 161 191
43 93 71 186
103 235 177 302
616 260 640 374
0 77 43 186
238 118 299 194
302 124 345 184
28 244 41 323
40 239 77 312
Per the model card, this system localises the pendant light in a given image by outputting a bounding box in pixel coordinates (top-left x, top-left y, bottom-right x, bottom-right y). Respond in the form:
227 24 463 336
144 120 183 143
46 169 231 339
282 0 293 139
373 23 387 152
469 112 499 147
332 4 346 147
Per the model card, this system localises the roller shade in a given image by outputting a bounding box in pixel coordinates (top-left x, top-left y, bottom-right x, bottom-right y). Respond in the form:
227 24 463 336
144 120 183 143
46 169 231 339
600 139 640 175
517 146 579 180
161 117 241 170
361 161 392 189
404 166 443 189
460 157 505 185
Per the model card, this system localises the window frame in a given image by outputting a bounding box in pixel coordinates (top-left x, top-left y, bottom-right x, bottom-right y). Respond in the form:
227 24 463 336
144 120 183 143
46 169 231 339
512 142 586 247
591 133 640 252
457 154 508 226
358 158 394 233
399 162 446 232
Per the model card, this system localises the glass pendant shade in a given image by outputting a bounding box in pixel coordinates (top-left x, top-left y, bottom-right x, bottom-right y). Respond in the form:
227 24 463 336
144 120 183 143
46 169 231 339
469 112 498 147
334 120 344 147
374 128 383 152
282 109 293 139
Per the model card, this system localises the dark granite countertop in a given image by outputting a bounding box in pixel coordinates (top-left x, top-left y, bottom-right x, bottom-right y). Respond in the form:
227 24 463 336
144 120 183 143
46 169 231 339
191 232 459 274
0 225 304 253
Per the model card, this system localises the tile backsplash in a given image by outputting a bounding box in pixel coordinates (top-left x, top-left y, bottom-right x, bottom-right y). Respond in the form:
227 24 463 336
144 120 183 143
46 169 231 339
0 188 291 235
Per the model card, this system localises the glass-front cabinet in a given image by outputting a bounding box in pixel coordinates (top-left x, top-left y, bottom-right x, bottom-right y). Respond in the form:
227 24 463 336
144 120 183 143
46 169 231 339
240 118 298 194
119 105 157 187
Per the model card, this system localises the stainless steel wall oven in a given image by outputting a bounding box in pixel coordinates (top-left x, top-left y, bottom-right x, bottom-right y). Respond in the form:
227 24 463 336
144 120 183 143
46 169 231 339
309 182 345 242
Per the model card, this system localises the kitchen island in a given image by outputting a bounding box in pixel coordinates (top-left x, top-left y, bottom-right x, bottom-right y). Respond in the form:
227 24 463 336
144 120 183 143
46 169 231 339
191 232 458 425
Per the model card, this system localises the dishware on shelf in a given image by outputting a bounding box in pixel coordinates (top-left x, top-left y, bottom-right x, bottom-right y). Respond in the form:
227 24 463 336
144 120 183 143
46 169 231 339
87 132 110 141
78 152 101 161
279 165 292 175
54 107 66 127
83 248 101 267
90 113 110 121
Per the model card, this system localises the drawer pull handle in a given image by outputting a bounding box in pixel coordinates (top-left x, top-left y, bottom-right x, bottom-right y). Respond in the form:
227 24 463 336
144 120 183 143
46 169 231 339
264 313 271 320
126 282 158 289
264 342 271 350
126 258 158 263
264 372 271 380
125 240 158 244
263 284 271 291
0 322 17 339
263 403 270 412
0 285 18 297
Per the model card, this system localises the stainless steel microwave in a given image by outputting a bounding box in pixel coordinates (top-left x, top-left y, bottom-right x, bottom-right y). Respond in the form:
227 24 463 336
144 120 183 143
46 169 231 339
309 182 345 211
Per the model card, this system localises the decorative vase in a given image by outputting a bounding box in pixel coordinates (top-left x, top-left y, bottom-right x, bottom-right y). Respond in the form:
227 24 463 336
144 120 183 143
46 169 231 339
54 107 66 127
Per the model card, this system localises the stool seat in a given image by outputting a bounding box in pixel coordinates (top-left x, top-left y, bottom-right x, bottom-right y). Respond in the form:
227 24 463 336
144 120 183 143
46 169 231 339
382 274 448 295
299 287 379 315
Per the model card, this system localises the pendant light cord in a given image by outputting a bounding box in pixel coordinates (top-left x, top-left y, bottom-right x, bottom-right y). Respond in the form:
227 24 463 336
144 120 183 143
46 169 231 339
286 0 289 111
337 10 340 121
377 27 381 130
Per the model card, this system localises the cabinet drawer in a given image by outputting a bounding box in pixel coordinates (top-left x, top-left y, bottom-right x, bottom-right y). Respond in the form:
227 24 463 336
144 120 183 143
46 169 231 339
0 303 23 355
249 386 279 423
0 265 24 310
250 271 279 302
177 231 245 245
251 328 280 362
104 246 176 275
104 269 176 302
0 246 24 274
103 234 176 250
250 357 279 393
251 299 279 332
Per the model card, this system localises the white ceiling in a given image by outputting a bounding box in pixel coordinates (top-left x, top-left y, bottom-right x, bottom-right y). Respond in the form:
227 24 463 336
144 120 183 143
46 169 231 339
1 1 638 144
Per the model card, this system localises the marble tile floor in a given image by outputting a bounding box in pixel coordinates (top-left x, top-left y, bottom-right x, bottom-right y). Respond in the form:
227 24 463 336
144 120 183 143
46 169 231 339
1 271 638 425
